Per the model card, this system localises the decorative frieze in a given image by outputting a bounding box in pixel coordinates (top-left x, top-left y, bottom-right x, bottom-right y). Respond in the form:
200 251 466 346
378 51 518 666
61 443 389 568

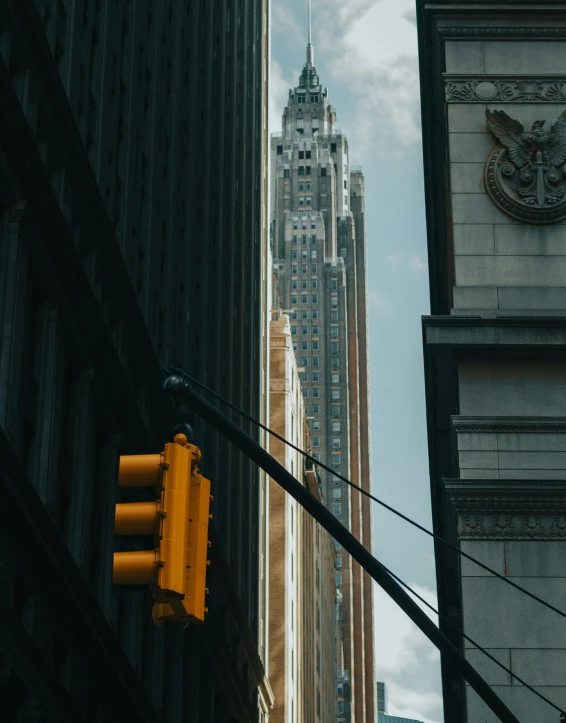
445 76 566 103
439 27 566 39
459 513 566 540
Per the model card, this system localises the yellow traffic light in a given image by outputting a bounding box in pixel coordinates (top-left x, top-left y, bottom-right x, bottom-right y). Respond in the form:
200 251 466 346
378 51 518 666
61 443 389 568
113 433 212 626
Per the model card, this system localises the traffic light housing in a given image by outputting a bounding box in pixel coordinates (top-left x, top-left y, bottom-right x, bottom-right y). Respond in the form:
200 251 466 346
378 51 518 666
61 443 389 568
113 433 212 625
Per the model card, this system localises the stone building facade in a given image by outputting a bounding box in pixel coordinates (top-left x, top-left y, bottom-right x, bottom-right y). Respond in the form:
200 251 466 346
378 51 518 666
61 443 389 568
270 37 374 723
0 1 271 721
268 313 338 723
417 1 566 720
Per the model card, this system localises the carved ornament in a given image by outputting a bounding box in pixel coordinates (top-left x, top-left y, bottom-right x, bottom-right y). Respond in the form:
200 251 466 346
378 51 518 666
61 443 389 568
445 77 566 103
485 108 566 223
459 513 566 540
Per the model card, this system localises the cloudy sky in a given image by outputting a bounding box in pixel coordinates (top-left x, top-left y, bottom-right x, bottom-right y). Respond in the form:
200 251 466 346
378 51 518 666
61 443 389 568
270 1 443 721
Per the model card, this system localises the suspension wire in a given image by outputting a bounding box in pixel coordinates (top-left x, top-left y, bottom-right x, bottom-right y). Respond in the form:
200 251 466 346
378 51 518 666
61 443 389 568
166 368 566 622
385 566 564 715
163 371 522 723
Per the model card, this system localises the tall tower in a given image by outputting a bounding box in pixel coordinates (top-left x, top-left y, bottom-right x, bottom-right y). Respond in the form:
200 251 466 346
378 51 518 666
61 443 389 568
270 4 375 720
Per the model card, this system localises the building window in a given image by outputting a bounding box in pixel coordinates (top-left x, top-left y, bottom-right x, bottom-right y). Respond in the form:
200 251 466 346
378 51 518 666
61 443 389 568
311 279 317 290
301 310 308 320
301 279 308 289
314 453 320 461
311 249 317 259
341 248 347 258
293 342 298 351
313 420 320 431
313 437 320 448
333 506 342 517
302 388 309 398
306 166 311 175
298 182 304 191
344 179 347 189
332 421 341 432
299 150 304 159
291 295 298 305
292 264 298 275
312 372 319 382
320 167 326 176
332 405 341 417
332 373 340 384
292 234 297 244
301 341 308 351
332 390 341 403
331 326 339 338
332 438 341 449
298 166 305 176
284 168 290 178
333 477 341 486
291 280 298 290
311 234 316 244
302 357 309 367
297 95 305 104
304 404 309 415
312 294 318 304
291 326 297 335
302 235 307 245
331 310 338 321
306 150 312 159
306 197 312 205
331 279 338 290
312 340 319 351
311 94 319 102
277 145 283 155
306 181 311 190
291 310 298 320
331 142 337 153
332 358 339 370
332 454 341 467
331 294 338 307
313 404 320 414
333 489 342 500
299 196 305 206
312 387 320 398
312 310 319 320
302 250 308 259
302 325 308 335
301 372 308 383
292 250 298 259
331 342 339 354
312 325 319 335
302 264 308 274
311 264 317 274
312 356 320 367
301 294 308 304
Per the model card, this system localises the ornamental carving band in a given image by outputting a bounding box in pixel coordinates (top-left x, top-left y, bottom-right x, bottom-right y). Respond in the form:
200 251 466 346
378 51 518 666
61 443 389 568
485 108 566 223
445 78 566 103
459 514 566 540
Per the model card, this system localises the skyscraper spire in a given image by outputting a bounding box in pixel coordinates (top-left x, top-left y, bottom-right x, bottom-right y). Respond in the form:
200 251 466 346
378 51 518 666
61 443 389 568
306 0 314 66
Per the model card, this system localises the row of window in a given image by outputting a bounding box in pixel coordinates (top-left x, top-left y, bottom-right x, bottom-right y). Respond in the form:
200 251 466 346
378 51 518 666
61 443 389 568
298 196 312 206
291 263 317 274
293 340 340 353
293 221 316 230
301 372 340 385
291 294 318 305
291 279 318 290
298 182 311 191
291 250 317 260
312 436 341 448
292 234 317 244
300 357 340 370
303 403 341 416
291 325 320 335
291 309 339 322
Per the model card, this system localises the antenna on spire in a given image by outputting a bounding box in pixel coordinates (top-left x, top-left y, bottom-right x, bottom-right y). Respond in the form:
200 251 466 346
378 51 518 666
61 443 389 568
306 0 314 66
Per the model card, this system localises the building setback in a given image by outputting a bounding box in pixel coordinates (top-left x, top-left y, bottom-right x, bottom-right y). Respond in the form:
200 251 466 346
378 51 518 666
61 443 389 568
0 1 271 721
418 1 566 721
270 29 375 723
268 313 338 723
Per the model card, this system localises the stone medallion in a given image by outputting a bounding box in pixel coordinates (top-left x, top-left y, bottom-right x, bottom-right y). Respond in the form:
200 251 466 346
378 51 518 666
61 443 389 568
485 108 566 223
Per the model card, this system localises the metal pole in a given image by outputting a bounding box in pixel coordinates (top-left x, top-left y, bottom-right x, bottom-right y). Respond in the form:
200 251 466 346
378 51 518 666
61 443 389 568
163 374 521 723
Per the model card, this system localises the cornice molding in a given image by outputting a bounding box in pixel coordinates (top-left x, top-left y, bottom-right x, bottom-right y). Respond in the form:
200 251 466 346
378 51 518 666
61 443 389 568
439 27 566 39
451 416 566 434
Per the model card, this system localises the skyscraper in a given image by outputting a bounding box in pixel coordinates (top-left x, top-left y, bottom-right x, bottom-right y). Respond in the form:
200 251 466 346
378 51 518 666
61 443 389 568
270 5 375 720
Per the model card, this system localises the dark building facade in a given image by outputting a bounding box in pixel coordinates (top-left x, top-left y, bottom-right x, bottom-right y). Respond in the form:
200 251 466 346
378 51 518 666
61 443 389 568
0 1 271 721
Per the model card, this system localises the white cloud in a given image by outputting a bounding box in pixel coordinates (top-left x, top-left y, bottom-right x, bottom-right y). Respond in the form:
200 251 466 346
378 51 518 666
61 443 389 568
373 581 444 723
367 289 394 316
387 251 428 273
312 0 422 159
269 59 296 135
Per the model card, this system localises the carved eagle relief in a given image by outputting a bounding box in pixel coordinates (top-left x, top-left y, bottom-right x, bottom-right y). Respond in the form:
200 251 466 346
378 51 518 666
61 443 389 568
484 109 566 222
